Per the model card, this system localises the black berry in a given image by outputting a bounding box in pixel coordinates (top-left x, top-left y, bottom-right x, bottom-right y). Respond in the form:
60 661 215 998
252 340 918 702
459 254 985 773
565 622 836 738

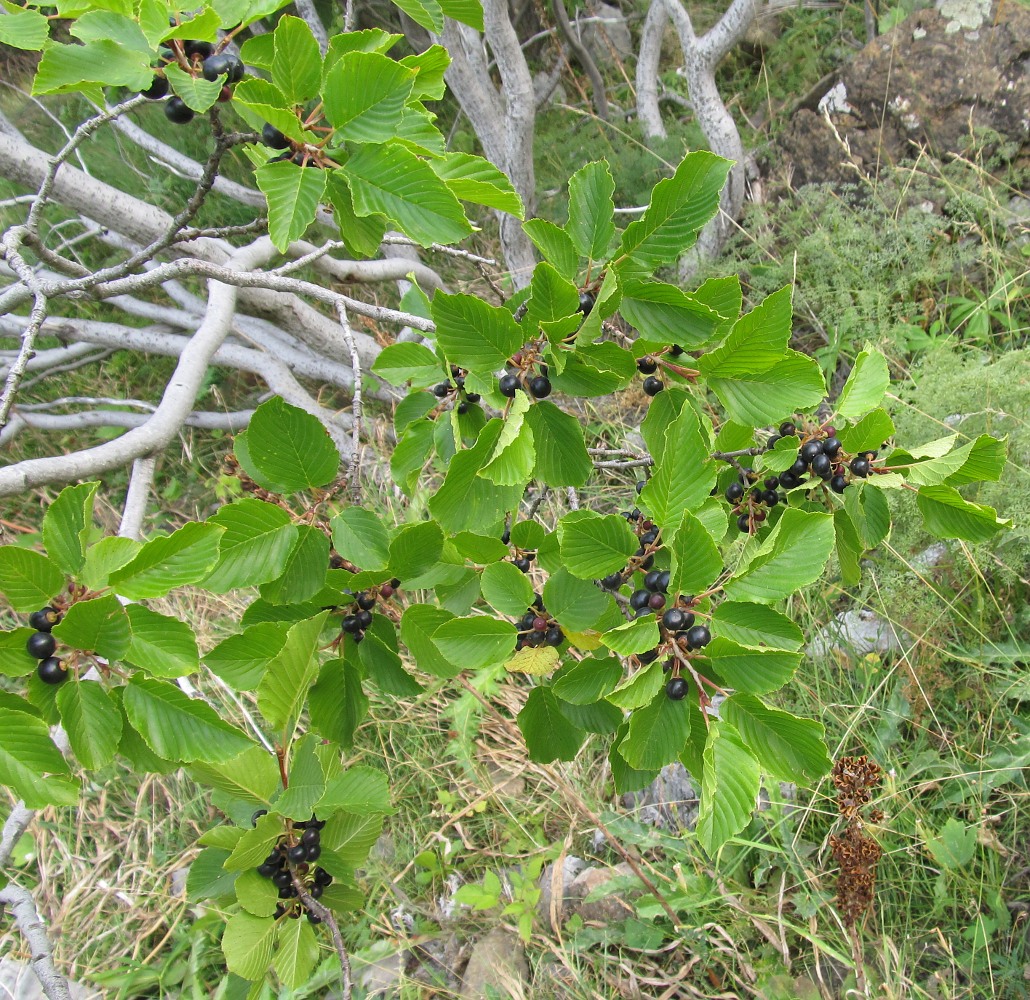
725 482 744 503
183 39 214 59
28 607 60 632
257 862 279 878
164 97 194 124
433 382 450 398
301 827 320 846
273 869 293 889
666 677 688 700
26 632 56 659
457 401 470 415
647 592 666 610
341 615 360 633
662 608 687 631
306 843 321 861
528 376 552 398
544 627 564 647
287 844 308 865
262 123 290 149
356 592 375 611
685 624 711 649
822 437 842 457
777 471 798 490
201 53 241 82
800 440 823 464
578 291 595 315
656 570 671 592
140 75 169 100
850 457 871 478
315 868 333 886
643 570 662 592
779 421 797 436
811 453 832 477
830 474 848 494
498 374 520 398
513 557 531 573
636 356 658 374
642 376 664 397
601 572 623 590
638 648 659 664
629 589 651 610
762 489 779 506
737 514 751 532
355 610 373 629
36 657 67 685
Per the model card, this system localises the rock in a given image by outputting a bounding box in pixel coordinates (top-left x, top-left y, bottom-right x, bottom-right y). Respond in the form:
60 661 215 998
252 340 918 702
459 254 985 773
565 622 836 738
581 2 633 64
779 2 1030 186
621 762 701 830
358 952 405 998
0 960 101 1000
461 927 529 999
566 863 639 923
806 609 908 659
536 855 587 924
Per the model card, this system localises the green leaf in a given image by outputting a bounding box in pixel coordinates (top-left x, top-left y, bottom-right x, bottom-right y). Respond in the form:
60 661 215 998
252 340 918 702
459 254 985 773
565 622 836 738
124 605 199 677
640 403 716 531
522 219 578 282
915 485 1009 542
697 286 792 378
606 660 664 710
203 499 299 593
668 510 722 595
243 396 340 492
709 352 826 426
620 281 720 349
709 602 803 652
33 39 151 94
479 392 534 486
388 520 444 581
721 693 832 784
163 62 223 112
432 616 515 669
324 171 389 258
258 156 327 249
42 482 98 576
275 916 319 989
322 810 384 866
557 510 639 580
390 0 444 33
427 421 523 534
724 509 835 604
525 262 579 333
834 508 863 587
256 613 328 735
696 721 761 856
481 562 534 617
0 547 65 613
430 291 523 374
844 484 891 548
317 765 391 815
525 401 592 487
123 675 252 763
0 629 37 678
0 709 77 808
273 733 325 819
838 408 895 454
617 152 732 272
79 536 140 590
223 812 282 871
187 847 237 900
345 143 471 247
436 0 483 29
108 522 224 599
189 746 280 807
619 688 692 770
552 655 622 705
332 507 390 571
943 434 1006 487
542 569 610 632
399 605 459 678
309 655 368 748
0 6 49 50
233 77 308 141
271 15 321 104
322 51 414 141
52 594 130 659
835 348 890 419
222 912 277 981
235 868 279 916
702 639 801 695
923 817 977 870
610 726 660 793
517 686 586 763
430 152 524 217
566 160 615 260
372 343 442 387
56 681 121 770
360 630 422 696
204 622 288 690
260 524 330 605
601 616 660 657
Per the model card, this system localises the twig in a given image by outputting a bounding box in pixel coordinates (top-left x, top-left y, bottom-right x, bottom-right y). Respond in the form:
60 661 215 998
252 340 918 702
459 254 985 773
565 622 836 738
336 302 363 501
0 801 35 868
291 874 352 999
118 455 157 541
0 884 72 1000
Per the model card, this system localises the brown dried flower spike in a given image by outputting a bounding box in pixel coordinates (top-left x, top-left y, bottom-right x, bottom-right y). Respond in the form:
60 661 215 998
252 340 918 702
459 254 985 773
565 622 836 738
829 755 883 927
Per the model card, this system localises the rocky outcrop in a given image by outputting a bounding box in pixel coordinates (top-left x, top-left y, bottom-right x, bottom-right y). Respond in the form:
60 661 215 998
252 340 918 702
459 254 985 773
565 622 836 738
779 2 1030 186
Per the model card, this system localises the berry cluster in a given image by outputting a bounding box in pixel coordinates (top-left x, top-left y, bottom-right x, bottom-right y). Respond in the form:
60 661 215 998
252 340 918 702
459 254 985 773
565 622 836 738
142 22 245 125
252 813 332 923
773 419 882 496
499 356 551 400
339 581 400 645
433 365 482 416
725 470 783 534
25 607 67 685
636 355 664 397
513 595 565 652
